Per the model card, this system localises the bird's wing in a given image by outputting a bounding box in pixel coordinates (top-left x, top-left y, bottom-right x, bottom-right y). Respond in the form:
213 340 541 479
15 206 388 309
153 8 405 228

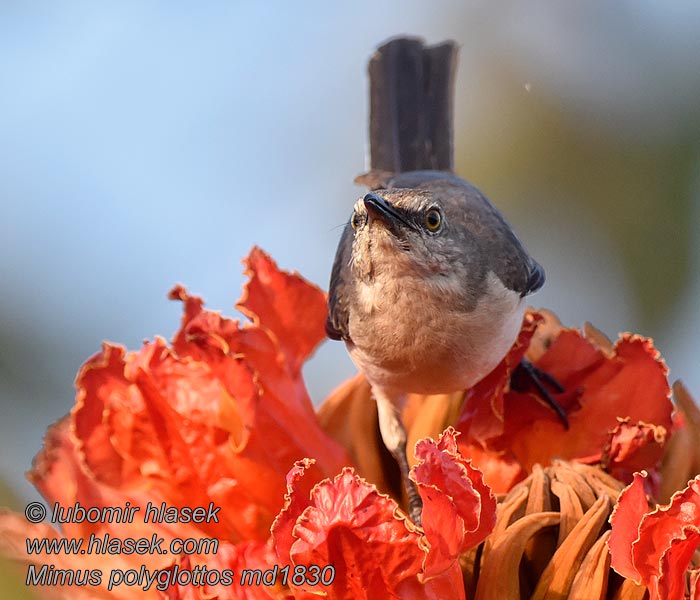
486 235 546 299
326 223 354 341
522 259 545 296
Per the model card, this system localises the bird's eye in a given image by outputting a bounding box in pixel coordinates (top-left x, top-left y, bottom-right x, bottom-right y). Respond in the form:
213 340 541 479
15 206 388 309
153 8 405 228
425 208 442 231
351 211 363 231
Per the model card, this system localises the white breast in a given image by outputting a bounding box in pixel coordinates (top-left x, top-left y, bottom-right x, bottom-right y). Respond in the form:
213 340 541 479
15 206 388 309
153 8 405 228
348 270 525 396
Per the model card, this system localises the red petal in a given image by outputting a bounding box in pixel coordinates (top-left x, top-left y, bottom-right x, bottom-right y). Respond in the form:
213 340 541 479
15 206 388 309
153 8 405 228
604 419 667 484
609 471 649 582
236 247 328 374
632 475 700 584
455 441 526 495
690 568 700 600
610 473 700 595
395 561 466 600
273 467 425 600
171 284 351 480
270 459 316 563
72 340 276 541
72 344 137 489
411 428 496 577
655 526 700 600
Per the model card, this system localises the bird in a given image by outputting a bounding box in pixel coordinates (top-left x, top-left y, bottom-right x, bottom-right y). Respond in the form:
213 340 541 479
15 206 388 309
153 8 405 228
325 37 565 524
326 169 565 524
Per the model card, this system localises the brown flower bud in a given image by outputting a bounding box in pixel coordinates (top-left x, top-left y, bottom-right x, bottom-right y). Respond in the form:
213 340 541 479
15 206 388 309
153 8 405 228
465 460 647 599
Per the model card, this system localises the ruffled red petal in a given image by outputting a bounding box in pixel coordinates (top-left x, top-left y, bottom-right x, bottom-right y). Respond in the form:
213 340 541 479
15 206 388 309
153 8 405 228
273 465 424 600
237 247 328 374
604 419 667 486
610 471 700 599
411 428 496 577
633 476 700 584
609 471 649 582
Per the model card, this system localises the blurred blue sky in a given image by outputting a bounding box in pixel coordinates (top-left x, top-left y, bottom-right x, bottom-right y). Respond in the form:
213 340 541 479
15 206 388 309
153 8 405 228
1 1 699 503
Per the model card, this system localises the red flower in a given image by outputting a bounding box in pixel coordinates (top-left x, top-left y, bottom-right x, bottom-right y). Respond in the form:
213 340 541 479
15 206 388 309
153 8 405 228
410 428 496 579
455 310 673 492
270 428 494 600
609 471 700 600
0 247 691 599
0 248 495 599
68 247 351 545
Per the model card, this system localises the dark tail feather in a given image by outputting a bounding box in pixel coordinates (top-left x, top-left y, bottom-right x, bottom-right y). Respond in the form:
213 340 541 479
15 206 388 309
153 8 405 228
367 37 458 175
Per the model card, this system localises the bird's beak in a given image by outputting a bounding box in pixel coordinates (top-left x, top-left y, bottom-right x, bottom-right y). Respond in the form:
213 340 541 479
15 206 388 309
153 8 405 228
363 193 415 235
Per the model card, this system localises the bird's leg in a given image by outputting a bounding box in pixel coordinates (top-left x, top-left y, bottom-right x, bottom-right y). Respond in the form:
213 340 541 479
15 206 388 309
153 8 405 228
375 390 423 526
511 359 569 429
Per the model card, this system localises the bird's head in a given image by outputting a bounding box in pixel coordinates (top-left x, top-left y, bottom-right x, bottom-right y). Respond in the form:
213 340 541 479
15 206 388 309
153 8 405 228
348 188 479 284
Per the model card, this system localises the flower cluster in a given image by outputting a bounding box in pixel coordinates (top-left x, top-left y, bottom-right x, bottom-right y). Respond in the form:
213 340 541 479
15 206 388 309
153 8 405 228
0 247 697 599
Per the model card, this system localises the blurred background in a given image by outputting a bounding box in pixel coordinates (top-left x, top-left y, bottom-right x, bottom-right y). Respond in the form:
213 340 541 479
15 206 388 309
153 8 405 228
1 1 698 512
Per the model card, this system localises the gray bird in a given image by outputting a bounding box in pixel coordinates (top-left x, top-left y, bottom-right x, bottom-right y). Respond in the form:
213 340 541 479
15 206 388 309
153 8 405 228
326 170 561 524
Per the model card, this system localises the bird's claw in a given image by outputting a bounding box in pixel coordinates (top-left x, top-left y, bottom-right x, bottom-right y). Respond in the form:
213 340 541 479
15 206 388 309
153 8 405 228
511 359 569 429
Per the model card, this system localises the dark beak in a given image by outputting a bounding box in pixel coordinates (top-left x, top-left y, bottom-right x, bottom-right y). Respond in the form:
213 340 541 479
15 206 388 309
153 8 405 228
363 193 415 234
